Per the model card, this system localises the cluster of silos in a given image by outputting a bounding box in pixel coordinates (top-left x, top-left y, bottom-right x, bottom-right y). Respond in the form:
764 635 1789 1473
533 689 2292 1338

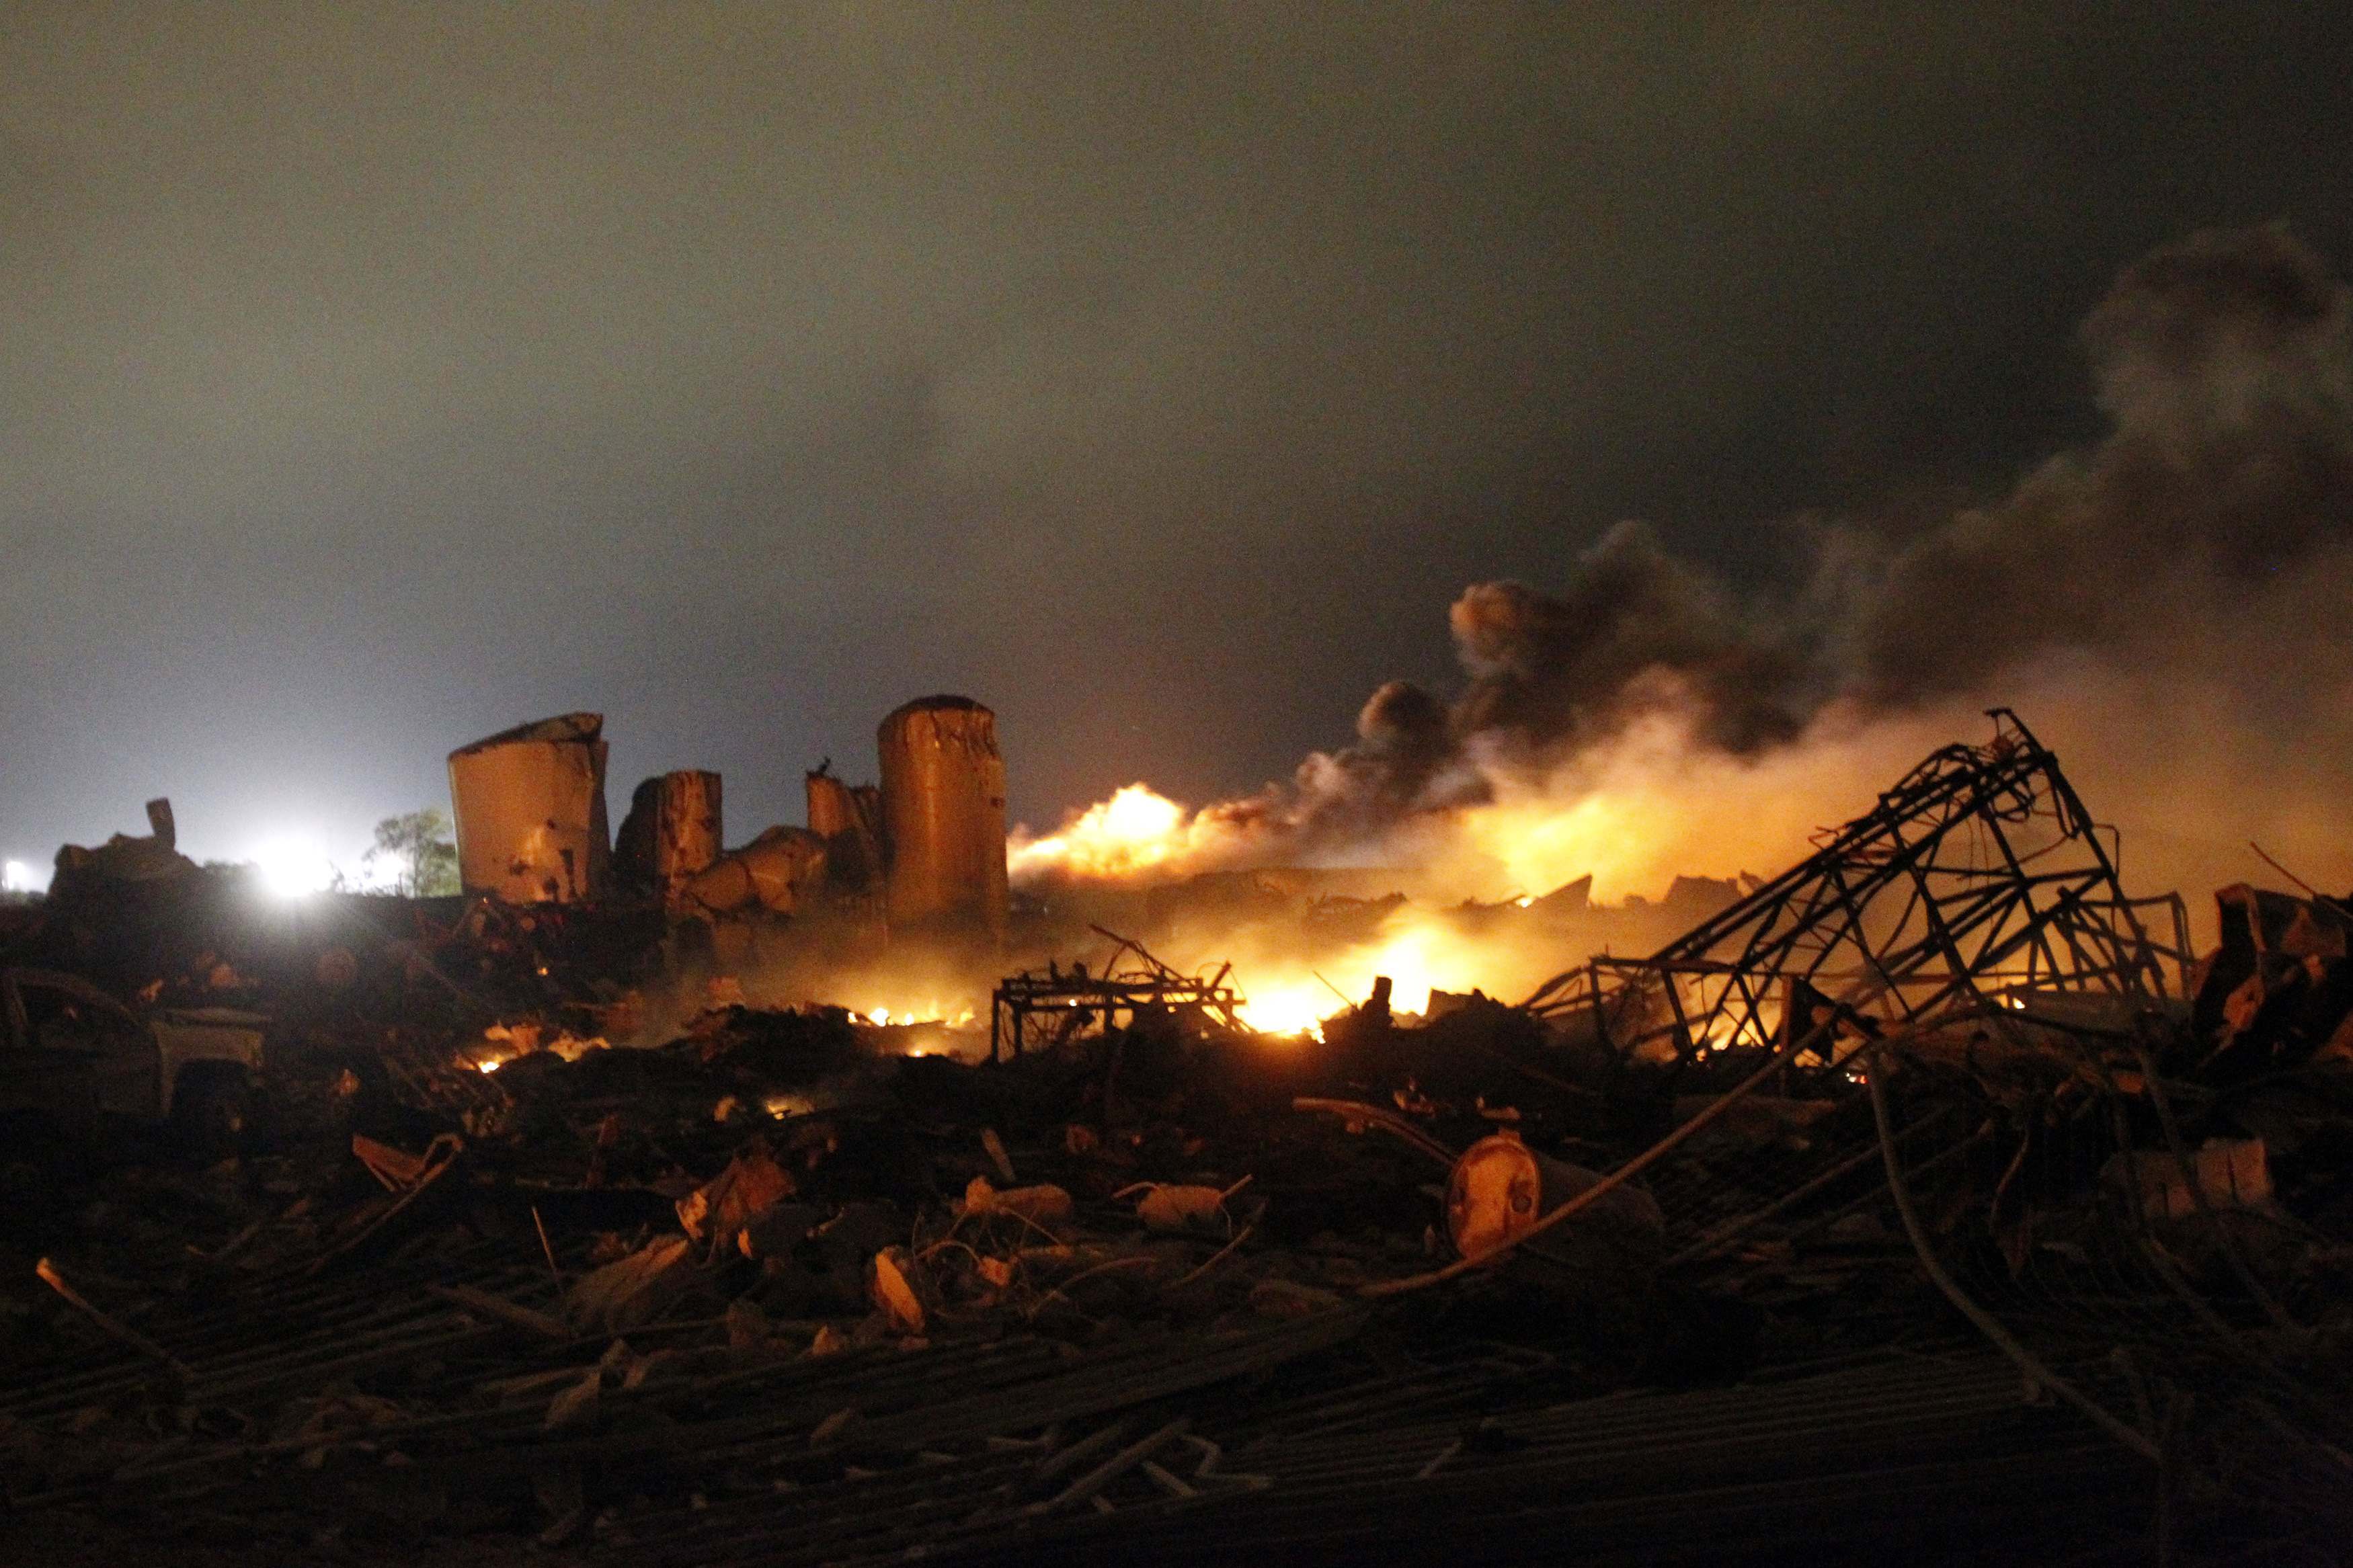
444 696 1008 946
448 716 727 911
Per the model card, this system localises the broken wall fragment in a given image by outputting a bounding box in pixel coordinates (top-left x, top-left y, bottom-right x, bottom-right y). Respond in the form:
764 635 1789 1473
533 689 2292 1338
806 766 883 894
682 826 828 917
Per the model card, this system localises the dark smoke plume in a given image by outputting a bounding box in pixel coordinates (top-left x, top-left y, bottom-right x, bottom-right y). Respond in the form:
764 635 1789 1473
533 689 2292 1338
1202 224 2353 864
1858 222 2353 704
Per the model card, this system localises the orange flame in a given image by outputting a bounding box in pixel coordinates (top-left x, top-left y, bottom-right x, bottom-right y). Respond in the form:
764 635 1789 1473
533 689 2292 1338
1001 707 1996 1027
1007 784 1212 882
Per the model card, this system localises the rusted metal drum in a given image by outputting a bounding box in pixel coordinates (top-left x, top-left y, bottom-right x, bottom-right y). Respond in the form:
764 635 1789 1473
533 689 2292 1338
1445 1130 1665 1275
877 696 1007 946
447 714 611 903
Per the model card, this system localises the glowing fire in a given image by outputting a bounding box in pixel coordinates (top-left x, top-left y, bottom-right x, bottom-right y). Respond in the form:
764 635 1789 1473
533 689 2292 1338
1232 985 1332 1038
1226 905 1497 1034
1008 708 1973 907
1008 784 1222 882
473 1022 608 1074
1005 706 2204 1041
859 1003 976 1028
997 712 1948 1030
1010 770 1697 905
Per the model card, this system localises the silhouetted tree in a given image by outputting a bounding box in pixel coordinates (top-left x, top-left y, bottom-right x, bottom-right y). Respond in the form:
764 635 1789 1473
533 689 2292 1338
366 809 459 897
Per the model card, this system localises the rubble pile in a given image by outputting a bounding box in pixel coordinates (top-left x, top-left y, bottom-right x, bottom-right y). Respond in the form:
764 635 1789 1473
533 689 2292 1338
4 717 2352 1565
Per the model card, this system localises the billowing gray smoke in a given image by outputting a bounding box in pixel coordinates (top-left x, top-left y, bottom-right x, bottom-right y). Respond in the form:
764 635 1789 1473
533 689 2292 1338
1218 224 2353 861
1445 528 1814 756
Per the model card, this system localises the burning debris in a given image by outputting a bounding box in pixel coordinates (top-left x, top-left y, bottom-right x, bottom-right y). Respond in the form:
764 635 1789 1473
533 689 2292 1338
5 712 2353 1565
1523 709 2190 1063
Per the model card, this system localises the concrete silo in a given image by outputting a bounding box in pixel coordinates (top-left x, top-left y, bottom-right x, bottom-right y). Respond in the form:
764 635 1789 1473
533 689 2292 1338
446 713 612 903
614 770 723 911
876 696 1007 946
806 766 884 893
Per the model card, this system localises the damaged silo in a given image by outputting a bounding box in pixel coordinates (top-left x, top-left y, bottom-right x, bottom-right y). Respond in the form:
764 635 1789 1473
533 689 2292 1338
807 765 884 893
877 695 1008 946
614 770 723 911
447 713 612 903
681 825 828 916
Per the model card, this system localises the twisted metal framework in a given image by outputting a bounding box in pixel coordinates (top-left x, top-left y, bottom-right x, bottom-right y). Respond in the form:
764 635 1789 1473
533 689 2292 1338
1524 711 2192 1065
989 926 1245 1062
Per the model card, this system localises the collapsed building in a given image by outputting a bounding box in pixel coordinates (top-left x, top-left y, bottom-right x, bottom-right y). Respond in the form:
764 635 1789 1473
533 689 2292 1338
3 711 2351 1565
413 694 1720 1036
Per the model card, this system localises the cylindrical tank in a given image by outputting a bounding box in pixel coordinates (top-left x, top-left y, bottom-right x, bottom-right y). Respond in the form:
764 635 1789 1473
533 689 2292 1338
447 713 611 903
1445 1131 1664 1288
877 696 1007 946
616 771 723 911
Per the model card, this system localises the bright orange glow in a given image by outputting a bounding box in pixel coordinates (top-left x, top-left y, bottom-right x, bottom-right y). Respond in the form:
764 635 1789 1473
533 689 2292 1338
1008 784 1212 882
474 1022 607 1074
1010 706 1974 905
999 708 1991 1026
1232 982 1332 1038
859 1002 976 1028
1226 901 1515 1032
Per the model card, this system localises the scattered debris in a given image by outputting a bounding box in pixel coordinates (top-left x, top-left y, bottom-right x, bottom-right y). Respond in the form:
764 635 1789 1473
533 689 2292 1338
4 714 2352 1565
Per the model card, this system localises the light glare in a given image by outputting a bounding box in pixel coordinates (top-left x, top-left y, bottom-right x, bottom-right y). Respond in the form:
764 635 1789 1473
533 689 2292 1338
252 837 335 899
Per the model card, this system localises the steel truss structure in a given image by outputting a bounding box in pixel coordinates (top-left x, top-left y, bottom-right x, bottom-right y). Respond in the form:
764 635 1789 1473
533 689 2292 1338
1523 711 2192 1064
989 927 1245 1062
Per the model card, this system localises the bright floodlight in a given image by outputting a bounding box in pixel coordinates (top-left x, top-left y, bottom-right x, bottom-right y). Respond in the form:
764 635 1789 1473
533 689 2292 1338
2 860 34 893
252 837 335 899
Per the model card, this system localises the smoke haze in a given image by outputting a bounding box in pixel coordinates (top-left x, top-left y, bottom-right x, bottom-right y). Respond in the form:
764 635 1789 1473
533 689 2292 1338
1015 226 2353 914
5 6 2352 881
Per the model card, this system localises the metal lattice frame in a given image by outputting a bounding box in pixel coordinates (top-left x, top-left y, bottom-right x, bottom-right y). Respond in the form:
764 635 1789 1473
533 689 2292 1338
1524 711 2192 1063
989 927 1245 1062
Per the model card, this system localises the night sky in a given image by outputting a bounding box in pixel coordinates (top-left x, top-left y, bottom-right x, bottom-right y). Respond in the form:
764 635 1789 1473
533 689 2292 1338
6 4 2351 878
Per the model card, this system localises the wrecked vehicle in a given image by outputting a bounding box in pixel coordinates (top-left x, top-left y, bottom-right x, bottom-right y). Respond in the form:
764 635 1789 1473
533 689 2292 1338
0 966 268 1157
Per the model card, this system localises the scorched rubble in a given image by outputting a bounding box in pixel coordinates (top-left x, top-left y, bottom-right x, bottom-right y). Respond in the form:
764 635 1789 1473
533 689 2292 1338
3 721 2352 1565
